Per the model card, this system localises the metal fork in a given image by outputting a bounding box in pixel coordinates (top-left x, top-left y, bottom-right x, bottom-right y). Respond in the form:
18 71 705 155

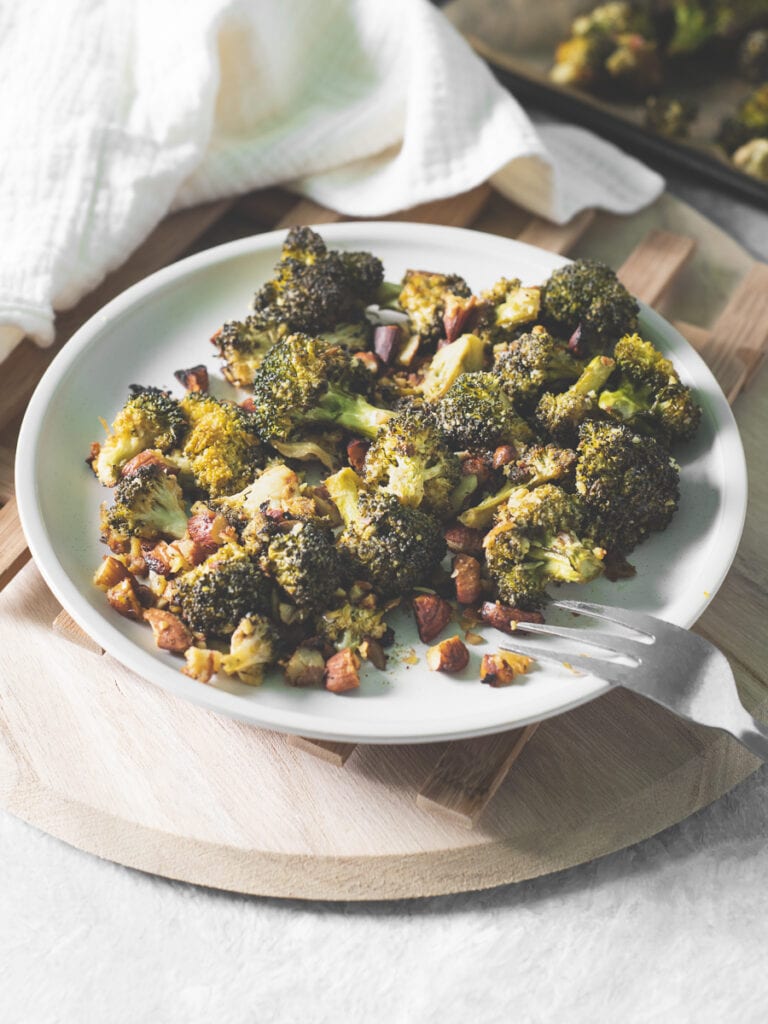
501 599 768 761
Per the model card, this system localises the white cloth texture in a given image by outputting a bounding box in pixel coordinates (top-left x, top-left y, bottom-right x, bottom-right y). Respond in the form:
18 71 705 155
0 0 664 362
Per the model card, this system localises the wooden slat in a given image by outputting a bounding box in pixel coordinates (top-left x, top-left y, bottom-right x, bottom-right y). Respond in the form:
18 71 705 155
698 264 768 400
385 184 493 226
617 228 696 305
516 208 596 255
52 609 104 656
0 445 13 503
287 735 357 767
417 724 539 827
0 199 235 437
0 498 30 592
275 200 345 229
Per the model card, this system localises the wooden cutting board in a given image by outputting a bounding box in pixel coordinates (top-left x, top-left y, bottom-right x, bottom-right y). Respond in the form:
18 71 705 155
0 185 766 900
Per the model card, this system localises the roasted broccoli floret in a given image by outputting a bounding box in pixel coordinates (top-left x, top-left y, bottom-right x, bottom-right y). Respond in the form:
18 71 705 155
174 392 263 498
718 83 768 154
458 443 577 529
93 385 187 487
494 327 582 413
253 226 383 332
172 545 273 639
211 312 290 389
576 420 680 554
325 468 446 597
644 96 698 138
362 408 461 519
667 0 767 56
397 269 472 347
598 333 701 443
739 28 768 81
435 372 536 451
220 613 280 685
417 333 487 401
542 259 639 353
249 334 392 443
316 600 391 653
484 484 605 610
605 33 662 95
535 354 616 444
478 278 541 344
101 464 188 544
260 520 344 613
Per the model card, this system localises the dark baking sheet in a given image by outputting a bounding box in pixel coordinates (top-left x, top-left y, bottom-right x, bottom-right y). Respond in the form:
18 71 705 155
445 0 768 209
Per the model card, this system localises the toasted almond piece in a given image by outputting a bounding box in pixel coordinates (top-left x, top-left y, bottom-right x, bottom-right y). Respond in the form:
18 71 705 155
353 351 380 375
464 630 484 646
480 651 533 687
284 645 326 687
492 445 517 470
174 363 209 392
444 524 485 557
86 440 100 470
346 438 370 473
324 648 361 694
106 578 144 620
143 608 193 653
479 601 545 633
373 324 401 365
93 555 131 591
182 646 223 683
187 511 233 555
452 553 483 606
121 448 177 478
443 294 485 343
143 540 174 577
426 635 469 673
412 593 453 644
359 637 387 670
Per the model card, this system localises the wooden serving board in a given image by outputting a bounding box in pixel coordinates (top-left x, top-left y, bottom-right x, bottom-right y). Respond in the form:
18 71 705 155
0 185 767 900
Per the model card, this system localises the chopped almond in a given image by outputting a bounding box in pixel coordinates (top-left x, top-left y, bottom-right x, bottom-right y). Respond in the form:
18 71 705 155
359 637 387 670
492 445 517 470
346 438 370 473
426 635 469 673
174 364 209 392
106 578 144 620
143 609 193 653
479 601 545 634
187 511 233 555
452 553 483 606
444 524 485 557
92 555 131 591
412 593 452 644
284 645 326 687
121 448 177 478
324 648 361 694
480 651 533 687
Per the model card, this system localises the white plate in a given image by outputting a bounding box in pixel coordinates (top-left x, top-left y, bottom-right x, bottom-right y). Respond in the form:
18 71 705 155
15 222 748 744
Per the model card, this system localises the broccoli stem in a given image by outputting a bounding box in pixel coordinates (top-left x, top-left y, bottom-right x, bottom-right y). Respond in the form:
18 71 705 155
598 381 648 423
306 386 393 439
573 355 616 396
459 482 515 529
324 467 363 527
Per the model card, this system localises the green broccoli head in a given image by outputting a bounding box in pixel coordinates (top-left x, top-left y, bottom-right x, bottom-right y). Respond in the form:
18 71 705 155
176 392 263 498
253 226 383 333
718 83 768 154
494 327 583 412
535 354 616 445
316 599 391 653
93 385 187 486
576 420 680 554
435 371 536 451
362 407 461 520
260 520 345 613
211 312 291 388
484 483 605 610
172 545 273 639
542 259 639 352
477 278 541 344
597 333 701 444
325 468 446 597
101 464 188 544
249 333 392 442
397 269 472 346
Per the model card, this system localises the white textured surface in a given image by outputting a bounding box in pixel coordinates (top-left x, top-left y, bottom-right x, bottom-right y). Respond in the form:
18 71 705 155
2 765 768 1024
0 0 662 358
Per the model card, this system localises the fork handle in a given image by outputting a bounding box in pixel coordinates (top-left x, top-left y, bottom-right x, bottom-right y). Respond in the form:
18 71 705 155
731 715 768 762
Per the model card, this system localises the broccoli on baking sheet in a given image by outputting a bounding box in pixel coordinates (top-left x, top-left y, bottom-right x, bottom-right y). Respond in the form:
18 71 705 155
541 259 639 354
249 333 393 443
91 385 187 487
494 327 583 413
434 371 536 451
325 467 446 598
100 464 188 545
484 484 605 611
576 420 681 555
362 407 462 520
598 333 701 443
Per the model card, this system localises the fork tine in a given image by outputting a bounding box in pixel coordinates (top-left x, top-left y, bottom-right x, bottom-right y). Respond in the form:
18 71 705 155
499 638 639 686
512 619 646 656
552 599 658 639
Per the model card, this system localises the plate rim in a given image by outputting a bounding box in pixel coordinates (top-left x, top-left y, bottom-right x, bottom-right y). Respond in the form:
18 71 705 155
14 221 748 743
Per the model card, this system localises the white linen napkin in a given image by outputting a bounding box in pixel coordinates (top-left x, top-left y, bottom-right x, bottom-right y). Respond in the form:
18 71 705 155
0 0 663 362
